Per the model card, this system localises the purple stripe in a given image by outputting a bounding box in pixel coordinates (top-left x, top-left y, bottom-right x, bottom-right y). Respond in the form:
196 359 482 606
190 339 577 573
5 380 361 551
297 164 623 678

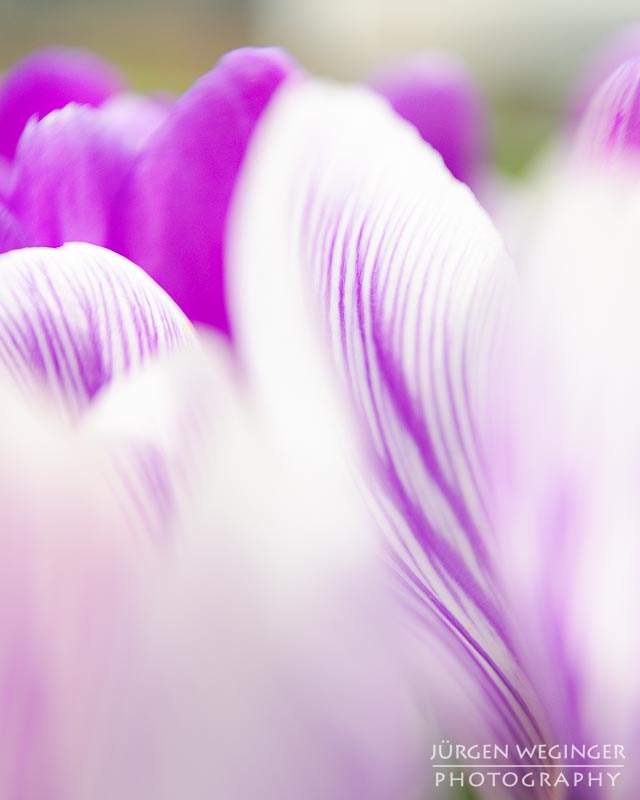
0 245 193 413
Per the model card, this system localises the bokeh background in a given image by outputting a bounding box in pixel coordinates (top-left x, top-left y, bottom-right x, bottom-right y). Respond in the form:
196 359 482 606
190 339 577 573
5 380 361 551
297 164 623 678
0 0 638 173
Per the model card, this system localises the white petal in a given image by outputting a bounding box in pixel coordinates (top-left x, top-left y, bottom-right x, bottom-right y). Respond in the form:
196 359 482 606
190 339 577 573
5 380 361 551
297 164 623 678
229 78 539 749
0 243 193 417
0 330 424 799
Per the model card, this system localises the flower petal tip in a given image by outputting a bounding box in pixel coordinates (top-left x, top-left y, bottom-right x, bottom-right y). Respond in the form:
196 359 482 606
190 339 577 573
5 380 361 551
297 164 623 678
575 58 640 166
368 52 488 187
0 243 193 415
0 47 126 160
108 46 299 333
570 25 640 126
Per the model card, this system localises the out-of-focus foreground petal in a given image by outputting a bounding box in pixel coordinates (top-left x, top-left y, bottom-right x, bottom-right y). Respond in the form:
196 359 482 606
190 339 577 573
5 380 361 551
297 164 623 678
0 316 425 798
108 47 299 331
574 59 640 165
0 243 192 416
486 175 640 798
0 48 126 160
229 79 543 756
368 53 488 189
6 97 168 251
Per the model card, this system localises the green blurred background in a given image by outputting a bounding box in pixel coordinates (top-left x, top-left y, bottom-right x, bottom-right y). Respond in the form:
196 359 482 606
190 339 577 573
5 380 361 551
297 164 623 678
1 0 639 174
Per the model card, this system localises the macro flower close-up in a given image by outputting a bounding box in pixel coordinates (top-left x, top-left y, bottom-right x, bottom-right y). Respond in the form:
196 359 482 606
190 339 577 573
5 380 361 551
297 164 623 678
0 2 639 799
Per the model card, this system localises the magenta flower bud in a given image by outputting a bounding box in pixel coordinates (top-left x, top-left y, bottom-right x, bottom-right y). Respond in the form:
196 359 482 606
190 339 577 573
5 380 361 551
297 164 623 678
0 48 126 160
368 53 488 189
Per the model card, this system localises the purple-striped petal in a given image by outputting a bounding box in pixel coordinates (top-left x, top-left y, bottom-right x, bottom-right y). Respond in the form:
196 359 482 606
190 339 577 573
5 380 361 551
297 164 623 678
229 80 542 753
369 53 488 188
0 48 126 160
575 59 640 164
107 47 299 332
0 243 193 415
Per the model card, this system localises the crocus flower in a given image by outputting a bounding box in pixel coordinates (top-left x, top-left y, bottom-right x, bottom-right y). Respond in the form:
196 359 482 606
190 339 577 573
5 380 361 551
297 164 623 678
2 37 639 800
0 55 515 795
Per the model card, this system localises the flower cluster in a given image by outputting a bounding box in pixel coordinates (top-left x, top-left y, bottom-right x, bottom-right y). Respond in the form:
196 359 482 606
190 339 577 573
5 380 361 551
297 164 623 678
0 34 639 799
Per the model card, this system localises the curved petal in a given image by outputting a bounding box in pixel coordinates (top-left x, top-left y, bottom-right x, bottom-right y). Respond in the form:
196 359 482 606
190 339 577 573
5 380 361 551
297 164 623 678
8 104 144 247
569 24 640 126
487 177 640 797
574 59 640 164
0 243 193 416
368 53 488 188
0 328 424 799
229 79 543 752
8 95 167 249
0 48 126 160
107 47 299 331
